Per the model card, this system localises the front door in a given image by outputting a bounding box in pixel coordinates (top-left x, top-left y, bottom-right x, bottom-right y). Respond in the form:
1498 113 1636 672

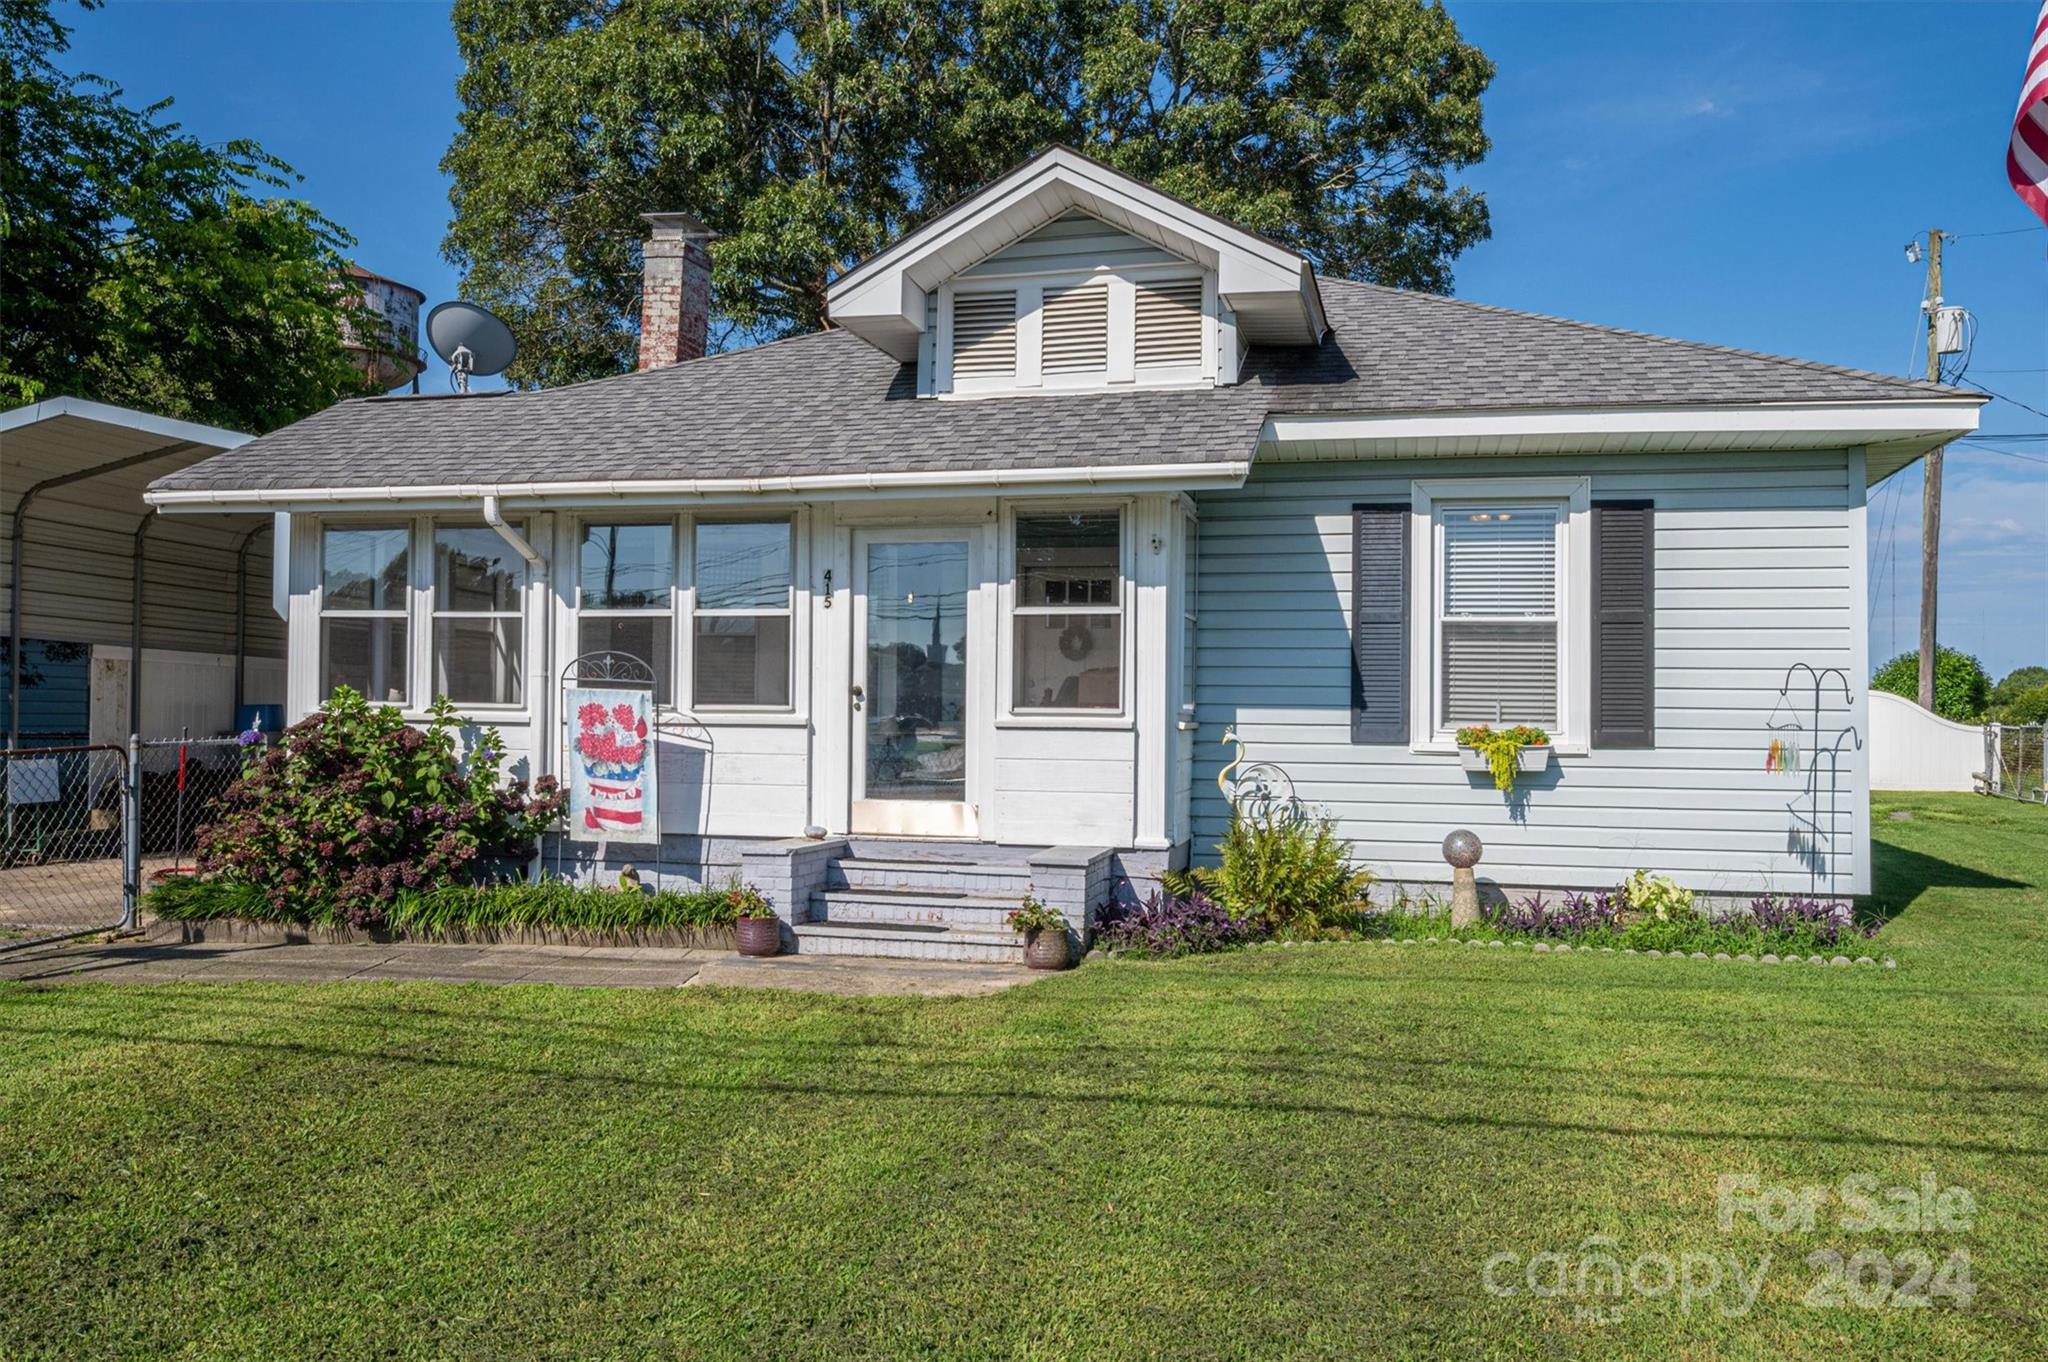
851 529 978 837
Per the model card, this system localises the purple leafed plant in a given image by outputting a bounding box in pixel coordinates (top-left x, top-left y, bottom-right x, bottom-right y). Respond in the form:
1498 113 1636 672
1097 890 1266 958
1486 889 1621 938
1747 895 1870 945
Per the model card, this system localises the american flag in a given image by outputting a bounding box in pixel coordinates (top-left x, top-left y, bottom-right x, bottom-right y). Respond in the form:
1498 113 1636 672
2014 1 2048 225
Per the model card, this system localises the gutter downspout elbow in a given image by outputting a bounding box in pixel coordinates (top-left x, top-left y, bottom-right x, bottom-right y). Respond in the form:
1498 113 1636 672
482 494 544 568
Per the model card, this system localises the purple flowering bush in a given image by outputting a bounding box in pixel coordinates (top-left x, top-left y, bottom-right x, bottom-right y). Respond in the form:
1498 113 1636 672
1486 889 1622 938
195 686 565 926
1746 895 1870 947
1097 890 1267 958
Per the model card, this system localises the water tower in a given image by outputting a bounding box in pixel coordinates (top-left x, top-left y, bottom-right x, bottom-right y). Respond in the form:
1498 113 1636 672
339 264 426 391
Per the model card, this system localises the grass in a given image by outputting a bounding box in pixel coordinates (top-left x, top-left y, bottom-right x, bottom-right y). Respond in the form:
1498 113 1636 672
2 792 2044 1359
143 874 740 936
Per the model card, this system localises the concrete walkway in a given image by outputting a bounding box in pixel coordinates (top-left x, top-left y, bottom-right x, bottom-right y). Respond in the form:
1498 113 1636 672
0 936 1038 997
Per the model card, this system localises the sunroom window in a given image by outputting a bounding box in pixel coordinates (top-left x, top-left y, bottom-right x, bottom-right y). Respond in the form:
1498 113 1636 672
320 525 408 705
577 522 674 704
1438 503 1562 730
432 523 524 706
693 520 792 708
1013 510 1121 711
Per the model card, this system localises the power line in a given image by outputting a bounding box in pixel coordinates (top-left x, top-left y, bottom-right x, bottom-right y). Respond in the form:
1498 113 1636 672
1948 225 2048 239
1959 379 2048 422
1959 445 2048 467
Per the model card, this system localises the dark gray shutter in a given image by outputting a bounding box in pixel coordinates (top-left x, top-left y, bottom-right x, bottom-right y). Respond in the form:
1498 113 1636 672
1591 501 1655 748
1351 504 1408 743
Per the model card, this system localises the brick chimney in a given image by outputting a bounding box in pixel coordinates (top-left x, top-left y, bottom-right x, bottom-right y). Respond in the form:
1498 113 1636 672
638 211 716 370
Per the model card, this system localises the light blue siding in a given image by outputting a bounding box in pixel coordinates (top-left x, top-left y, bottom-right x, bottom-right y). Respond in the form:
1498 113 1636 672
1190 451 1868 897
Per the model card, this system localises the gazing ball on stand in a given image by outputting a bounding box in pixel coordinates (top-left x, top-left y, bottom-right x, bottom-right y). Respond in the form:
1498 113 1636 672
1443 829 1483 927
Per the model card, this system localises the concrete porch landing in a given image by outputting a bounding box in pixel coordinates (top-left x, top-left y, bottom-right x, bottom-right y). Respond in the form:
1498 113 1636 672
0 937 1038 997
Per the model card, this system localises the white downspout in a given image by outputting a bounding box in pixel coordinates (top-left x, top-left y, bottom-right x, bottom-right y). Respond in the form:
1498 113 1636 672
482 493 545 567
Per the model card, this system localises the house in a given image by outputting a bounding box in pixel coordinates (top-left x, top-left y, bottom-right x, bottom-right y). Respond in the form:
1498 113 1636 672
142 148 1984 959
2 398 287 752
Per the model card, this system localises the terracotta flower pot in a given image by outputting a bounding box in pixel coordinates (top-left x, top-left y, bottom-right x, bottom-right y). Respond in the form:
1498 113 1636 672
1022 927 1071 971
735 915 782 957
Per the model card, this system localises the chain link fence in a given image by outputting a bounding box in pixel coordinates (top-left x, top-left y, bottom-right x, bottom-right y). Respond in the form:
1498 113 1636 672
1 744 129 944
1983 723 2046 804
0 734 250 948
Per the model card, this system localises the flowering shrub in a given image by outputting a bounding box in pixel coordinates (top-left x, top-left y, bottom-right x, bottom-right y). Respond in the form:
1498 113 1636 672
1097 890 1265 958
194 686 565 927
1747 894 1870 946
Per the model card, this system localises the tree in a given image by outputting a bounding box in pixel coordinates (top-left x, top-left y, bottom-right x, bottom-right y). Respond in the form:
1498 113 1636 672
1872 647 1990 723
0 0 377 431
443 0 1494 388
1991 665 2048 708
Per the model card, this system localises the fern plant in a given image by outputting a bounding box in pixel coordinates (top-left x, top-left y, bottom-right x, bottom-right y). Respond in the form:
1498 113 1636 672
1165 807 1373 937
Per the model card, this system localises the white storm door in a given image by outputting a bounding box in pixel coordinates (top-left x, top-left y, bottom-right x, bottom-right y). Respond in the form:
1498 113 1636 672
850 528 981 837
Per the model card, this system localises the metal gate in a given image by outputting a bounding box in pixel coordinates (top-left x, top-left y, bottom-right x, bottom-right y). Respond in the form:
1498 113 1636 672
1 743 132 946
1 734 247 949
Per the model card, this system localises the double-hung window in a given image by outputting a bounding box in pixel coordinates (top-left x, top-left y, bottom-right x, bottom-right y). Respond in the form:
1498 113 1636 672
320 525 409 705
1012 510 1122 711
432 523 525 706
578 522 675 705
692 520 792 708
1436 502 1564 731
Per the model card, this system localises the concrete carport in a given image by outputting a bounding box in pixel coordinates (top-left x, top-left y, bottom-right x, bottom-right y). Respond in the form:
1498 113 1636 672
1 397 284 749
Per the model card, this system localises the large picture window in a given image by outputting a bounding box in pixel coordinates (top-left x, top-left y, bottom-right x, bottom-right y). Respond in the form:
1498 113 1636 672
320 525 409 705
578 522 675 704
1012 510 1122 711
693 520 792 708
1437 502 1563 730
432 523 524 706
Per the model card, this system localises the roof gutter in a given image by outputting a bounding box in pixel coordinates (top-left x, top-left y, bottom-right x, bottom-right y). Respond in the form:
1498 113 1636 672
145 459 1255 512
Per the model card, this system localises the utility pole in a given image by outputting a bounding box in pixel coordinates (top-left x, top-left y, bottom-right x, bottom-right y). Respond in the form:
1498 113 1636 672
1916 228 1945 713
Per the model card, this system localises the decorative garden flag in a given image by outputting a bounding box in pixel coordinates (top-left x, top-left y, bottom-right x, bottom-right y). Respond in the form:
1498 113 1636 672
2012 1 2048 226
565 688 658 843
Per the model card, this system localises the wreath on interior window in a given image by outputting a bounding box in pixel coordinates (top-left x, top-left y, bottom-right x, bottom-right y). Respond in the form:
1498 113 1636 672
1057 622 1094 661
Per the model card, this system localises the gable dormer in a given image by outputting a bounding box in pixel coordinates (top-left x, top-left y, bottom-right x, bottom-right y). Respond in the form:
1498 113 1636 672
826 147 1325 398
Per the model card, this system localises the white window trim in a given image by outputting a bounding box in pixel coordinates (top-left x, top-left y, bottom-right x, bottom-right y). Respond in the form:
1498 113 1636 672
939 264 1214 398
1408 477 1592 755
571 516 680 707
996 498 1134 729
429 518 529 712
682 512 807 718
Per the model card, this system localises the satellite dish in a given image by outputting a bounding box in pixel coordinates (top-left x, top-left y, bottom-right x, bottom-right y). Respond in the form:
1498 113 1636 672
426 300 517 392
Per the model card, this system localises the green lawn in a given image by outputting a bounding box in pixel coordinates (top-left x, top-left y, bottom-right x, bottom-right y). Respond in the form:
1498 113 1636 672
3 794 2044 1359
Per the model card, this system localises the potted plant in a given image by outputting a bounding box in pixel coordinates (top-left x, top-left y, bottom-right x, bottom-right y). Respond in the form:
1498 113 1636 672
729 883 782 957
1455 724 1552 792
1008 895 1071 970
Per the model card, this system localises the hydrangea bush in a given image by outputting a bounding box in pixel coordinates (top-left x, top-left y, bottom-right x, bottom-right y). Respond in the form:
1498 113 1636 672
195 686 565 926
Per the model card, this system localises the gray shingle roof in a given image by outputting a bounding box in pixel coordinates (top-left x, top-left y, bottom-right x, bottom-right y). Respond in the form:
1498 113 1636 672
152 276 1971 496
1251 279 1966 412
149 328 1269 493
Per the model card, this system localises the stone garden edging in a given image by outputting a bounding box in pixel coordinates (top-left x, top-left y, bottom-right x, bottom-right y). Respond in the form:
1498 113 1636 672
142 918 737 951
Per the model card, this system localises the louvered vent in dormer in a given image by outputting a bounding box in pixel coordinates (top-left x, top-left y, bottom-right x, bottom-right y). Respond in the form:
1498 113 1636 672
1041 282 1110 374
1135 279 1203 369
952 291 1017 378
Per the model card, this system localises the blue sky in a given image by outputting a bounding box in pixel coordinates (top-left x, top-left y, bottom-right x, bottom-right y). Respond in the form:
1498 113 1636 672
58 0 2048 677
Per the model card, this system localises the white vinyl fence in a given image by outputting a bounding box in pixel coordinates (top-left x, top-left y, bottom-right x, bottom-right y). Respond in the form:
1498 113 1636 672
1869 691 1980 792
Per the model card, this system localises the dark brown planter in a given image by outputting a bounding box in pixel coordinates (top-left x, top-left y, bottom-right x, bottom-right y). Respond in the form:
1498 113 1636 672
735 915 782 957
1022 928 1071 971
